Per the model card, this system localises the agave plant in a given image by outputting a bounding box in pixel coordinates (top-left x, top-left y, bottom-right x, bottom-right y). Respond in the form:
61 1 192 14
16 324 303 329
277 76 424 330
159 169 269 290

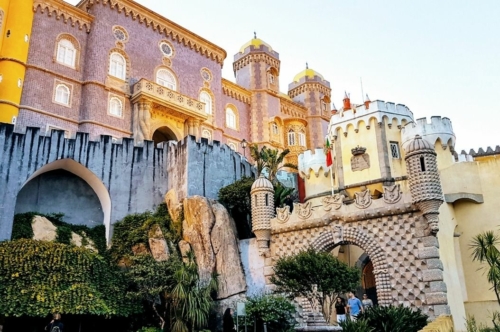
355 305 428 332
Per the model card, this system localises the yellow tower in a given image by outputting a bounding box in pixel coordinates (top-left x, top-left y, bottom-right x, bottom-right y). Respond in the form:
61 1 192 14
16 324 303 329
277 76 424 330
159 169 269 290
0 0 34 124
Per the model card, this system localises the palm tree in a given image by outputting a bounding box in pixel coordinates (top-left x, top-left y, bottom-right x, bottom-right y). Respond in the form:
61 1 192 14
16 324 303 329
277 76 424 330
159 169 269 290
470 231 500 305
249 144 298 182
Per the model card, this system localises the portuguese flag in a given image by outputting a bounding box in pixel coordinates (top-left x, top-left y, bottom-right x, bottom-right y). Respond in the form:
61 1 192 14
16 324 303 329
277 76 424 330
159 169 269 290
325 138 333 167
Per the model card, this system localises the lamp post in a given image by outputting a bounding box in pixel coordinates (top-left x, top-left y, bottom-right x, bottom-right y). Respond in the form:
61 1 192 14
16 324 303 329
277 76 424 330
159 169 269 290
241 139 248 157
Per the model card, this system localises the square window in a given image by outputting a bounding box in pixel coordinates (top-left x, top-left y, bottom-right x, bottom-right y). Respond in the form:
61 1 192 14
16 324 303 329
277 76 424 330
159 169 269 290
390 142 400 159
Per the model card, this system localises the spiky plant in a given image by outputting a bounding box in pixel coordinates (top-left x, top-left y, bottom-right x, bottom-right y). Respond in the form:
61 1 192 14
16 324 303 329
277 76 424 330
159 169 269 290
470 231 500 305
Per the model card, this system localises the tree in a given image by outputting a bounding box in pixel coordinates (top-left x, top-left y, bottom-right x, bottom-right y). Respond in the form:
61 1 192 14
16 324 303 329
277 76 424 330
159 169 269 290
470 231 500 306
271 248 360 322
249 144 298 182
245 294 296 332
218 176 254 239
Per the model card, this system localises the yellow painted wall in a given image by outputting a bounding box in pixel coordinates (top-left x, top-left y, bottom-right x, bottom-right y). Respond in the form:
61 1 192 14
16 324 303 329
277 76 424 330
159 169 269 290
440 156 500 327
339 119 381 187
385 119 407 178
0 0 9 51
0 0 34 124
303 169 332 199
434 140 455 170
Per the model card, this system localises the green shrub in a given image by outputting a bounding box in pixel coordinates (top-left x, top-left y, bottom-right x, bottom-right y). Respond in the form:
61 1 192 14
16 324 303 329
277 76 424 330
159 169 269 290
136 327 163 332
245 294 296 332
339 317 374 332
356 305 428 332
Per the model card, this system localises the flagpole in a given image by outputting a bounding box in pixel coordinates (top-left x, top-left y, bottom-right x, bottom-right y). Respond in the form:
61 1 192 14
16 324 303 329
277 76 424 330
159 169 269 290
330 148 334 196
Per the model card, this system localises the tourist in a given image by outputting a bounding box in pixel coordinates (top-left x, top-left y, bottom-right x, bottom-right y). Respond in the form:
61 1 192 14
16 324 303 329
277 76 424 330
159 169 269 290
335 297 347 323
347 292 363 320
45 313 64 332
223 308 236 332
362 294 374 309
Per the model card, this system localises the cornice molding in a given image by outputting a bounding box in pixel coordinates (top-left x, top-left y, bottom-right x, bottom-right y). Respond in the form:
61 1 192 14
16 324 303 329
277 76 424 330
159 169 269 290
233 52 281 73
34 0 94 32
79 0 226 65
280 99 307 119
288 82 331 99
222 79 251 104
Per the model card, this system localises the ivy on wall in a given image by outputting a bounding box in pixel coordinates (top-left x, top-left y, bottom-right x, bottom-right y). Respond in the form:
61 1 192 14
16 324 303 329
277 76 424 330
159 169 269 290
12 212 106 253
0 239 141 317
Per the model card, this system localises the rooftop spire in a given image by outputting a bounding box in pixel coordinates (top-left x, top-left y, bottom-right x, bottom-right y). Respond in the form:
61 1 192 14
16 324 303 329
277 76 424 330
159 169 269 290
254 31 257 39
364 94 371 109
306 62 309 69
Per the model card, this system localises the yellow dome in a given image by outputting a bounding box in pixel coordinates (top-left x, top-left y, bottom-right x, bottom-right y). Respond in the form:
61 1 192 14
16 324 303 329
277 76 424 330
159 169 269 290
239 38 273 53
293 68 324 82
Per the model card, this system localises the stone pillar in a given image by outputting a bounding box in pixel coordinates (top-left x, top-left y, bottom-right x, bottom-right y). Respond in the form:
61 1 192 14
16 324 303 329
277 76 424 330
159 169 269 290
133 99 152 144
187 118 200 138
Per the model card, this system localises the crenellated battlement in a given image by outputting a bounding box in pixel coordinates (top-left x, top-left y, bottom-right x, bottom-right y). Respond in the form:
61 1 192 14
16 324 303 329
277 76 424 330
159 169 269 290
457 145 500 162
401 116 455 151
298 148 330 179
329 100 414 135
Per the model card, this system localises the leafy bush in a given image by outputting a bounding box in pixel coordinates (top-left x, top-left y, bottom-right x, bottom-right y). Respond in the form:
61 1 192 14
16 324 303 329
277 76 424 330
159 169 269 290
0 239 140 317
339 317 374 332
466 313 500 332
356 305 428 332
245 294 296 332
218 176 254 238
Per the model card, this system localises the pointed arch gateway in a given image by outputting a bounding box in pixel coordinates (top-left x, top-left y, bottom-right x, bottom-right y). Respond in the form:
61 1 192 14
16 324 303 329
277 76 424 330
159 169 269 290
310 225 392 306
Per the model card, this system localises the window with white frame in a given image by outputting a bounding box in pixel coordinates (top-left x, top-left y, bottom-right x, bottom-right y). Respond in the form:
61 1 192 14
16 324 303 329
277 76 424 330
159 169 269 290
109 52 126 80
47 125 70 138
287 130 295 146
200 91 212 114
272 123 279 135
201 129 212 141
109 96 123 117
54 84 70 106
228 142 237 150
269 74 275 84
156 69 176 90
56 39 76 68
298 132 306 147
390 141 400 159
226 107 237 129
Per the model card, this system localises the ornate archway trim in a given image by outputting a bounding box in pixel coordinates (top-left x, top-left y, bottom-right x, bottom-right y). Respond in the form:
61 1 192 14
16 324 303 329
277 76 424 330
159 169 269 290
310 225 392 305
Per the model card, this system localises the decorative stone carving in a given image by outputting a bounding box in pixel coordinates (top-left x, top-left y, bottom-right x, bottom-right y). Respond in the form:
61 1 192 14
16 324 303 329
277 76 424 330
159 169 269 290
276 206 291 223
383 184 402 204
321 194 344 211
133 99 152 142
295 201 313 219
351 153 370 171
354 188 372 209
332 225 343 244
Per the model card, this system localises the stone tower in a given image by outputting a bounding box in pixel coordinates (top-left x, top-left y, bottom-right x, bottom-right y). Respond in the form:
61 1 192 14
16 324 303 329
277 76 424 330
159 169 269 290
404 135 444 234
250 174 274 255
288 66 331 149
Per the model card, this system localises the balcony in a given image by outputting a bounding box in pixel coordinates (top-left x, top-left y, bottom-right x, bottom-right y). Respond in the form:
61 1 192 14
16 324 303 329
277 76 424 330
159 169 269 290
131 79 208 121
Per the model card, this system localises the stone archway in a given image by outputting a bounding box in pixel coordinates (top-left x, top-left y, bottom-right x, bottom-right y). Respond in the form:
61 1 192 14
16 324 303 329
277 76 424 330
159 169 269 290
152 125 180 145
19 159 112 242
311 225 392 305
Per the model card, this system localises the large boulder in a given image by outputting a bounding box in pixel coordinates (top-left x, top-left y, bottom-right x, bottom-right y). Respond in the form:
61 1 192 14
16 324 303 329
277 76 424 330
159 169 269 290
148 224 170 262
32 215 57 241
182 196 247 299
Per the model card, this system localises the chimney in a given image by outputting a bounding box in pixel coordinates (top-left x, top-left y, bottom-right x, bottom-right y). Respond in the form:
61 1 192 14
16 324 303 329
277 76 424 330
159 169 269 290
343 92 351 110
364 94 370 109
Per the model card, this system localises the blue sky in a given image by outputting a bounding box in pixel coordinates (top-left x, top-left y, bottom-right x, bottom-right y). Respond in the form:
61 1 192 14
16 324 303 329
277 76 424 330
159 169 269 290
66 0 500 152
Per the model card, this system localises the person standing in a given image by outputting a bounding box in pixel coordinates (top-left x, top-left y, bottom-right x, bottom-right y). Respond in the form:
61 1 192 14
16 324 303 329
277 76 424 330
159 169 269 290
347 292 363 320
334 297 347 323
362 294 374 309
223 308 236 332
45 313 64 332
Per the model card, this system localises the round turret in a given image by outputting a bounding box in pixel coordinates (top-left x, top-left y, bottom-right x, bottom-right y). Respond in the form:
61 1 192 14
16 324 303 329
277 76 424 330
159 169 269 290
404 135 444 234
239 38 273 53
250 174 274 255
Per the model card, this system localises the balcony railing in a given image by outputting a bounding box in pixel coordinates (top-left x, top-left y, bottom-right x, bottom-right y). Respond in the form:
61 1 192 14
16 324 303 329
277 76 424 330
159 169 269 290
131 79 207 121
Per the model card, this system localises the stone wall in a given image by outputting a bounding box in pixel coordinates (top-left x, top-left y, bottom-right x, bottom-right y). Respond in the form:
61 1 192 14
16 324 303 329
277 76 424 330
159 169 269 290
0 124 254 241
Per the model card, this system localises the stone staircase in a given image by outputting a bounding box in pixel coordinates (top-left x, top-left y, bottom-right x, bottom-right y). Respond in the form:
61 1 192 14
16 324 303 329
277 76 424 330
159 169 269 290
419 315 454 332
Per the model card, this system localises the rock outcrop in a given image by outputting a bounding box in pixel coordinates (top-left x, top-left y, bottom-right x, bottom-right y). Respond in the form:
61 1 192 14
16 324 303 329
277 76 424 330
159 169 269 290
148 224 170 261
32 216 57 242
183 195 246 299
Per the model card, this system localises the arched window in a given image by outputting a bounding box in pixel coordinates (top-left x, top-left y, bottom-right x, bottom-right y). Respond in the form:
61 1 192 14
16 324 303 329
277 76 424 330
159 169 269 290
109 52 126 80
298 132 306 147
272 123 279 135
226 107 237 129
200 91 212 114
156 69 176 90
109 97 123 117
201 129 212 141
287 130 295 146
54 84 70 105
228 142 237 150
56 39 76 67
